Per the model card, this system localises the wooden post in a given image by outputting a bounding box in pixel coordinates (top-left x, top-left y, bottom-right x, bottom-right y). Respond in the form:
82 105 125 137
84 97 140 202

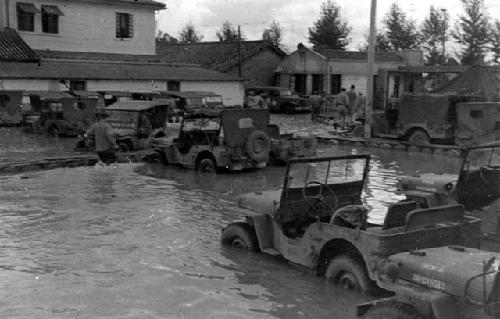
5 0 10 28
365 0 377 138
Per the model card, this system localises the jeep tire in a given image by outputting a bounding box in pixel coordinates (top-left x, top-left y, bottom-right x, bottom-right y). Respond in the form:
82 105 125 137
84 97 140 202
363 302 423 319
245 130 271 162
325 255 371 293
221 222 259 251
198 158 216 174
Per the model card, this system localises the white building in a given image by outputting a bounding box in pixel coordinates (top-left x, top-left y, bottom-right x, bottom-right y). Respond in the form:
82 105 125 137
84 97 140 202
0 0 246 105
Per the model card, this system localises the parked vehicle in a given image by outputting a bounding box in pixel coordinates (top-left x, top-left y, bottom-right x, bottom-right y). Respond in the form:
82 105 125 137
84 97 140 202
0 90 23 126
153 109 271 172
158 91 225 112
221 155 500 318
371 93 489 145
245 86 311 113
397 142 500 211
33 97 100 137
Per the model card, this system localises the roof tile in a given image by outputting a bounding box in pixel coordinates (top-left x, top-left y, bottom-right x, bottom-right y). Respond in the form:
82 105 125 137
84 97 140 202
156 40 286 72
0 28 39 63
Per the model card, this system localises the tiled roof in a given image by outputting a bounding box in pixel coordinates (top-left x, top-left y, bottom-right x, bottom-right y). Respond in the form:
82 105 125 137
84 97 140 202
156 40 286 72
36 50 191 65
315 49 404 63
0 60 243 81
0 28 39 63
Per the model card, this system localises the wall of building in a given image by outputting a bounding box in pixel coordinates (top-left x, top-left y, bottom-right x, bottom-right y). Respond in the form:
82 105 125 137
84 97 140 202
181 81 245 106
225 49 284 86
6 0 157 54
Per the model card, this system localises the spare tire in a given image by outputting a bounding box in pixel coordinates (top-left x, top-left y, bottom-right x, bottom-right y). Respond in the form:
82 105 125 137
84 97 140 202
245 130 271 162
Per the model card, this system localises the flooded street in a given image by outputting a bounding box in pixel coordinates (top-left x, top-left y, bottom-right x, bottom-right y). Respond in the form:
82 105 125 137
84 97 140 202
0 116 467 318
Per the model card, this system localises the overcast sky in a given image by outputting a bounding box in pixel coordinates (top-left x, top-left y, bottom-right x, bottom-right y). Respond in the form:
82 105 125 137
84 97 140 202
156 0 500 54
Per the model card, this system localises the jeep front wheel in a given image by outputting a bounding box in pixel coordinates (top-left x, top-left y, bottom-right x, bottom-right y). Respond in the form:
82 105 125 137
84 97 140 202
324 255 371 293
198 158 216 174
363 302 423 319
221 222 259 251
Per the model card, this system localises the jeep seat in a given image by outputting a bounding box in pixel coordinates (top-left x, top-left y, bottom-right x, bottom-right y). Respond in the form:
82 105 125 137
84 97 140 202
330 205 368 230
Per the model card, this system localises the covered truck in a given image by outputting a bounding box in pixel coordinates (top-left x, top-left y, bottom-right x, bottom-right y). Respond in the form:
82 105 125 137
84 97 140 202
372 93 487 145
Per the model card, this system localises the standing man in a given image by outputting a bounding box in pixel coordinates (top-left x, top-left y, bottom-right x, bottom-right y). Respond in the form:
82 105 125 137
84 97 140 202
346 85 357 124
309 91 323 121
354 92 367 122
336 88 349 127
86 111 118 165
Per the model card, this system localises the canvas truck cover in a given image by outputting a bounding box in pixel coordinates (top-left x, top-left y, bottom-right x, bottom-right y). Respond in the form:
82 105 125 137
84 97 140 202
456 102 500 146
398 94 485 126
61 98 98 124
220 109 270 146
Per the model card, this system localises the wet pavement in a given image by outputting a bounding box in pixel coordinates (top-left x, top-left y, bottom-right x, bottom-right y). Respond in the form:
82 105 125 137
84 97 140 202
0 115 494 318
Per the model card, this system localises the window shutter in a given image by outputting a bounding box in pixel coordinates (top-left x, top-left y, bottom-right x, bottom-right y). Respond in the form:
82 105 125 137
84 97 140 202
115 12 120 38
128 14 133 38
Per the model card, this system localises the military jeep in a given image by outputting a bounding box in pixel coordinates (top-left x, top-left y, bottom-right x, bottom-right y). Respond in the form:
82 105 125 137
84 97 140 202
397 142 500 211
153 109 271 172
221 155 500 318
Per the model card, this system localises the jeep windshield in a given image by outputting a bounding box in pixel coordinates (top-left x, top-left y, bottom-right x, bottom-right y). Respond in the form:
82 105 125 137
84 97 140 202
463 143 500 170
182 117 220 132
285 155 370 189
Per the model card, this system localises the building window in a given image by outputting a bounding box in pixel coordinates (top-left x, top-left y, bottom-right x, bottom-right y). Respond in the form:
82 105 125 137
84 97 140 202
116 13 133 38
41 5 64 34
69 81 87 91
17 2 39 32
167 81 180 91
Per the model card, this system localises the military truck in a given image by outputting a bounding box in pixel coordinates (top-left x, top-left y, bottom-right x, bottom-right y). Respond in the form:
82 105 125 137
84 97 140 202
153 108 271 172
221 155 500 318
371 93 489 145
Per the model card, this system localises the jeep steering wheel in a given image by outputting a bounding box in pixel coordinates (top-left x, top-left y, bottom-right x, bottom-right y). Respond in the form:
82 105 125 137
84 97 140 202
302 181 339 215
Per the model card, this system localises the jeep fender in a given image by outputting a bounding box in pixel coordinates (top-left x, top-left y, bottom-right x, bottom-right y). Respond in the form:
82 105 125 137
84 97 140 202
358 281 458 319
230 207 274 252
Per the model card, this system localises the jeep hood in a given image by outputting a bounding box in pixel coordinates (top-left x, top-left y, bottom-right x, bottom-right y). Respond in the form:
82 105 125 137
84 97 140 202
397 173 458 195
390 246 500 303
238 190 281 216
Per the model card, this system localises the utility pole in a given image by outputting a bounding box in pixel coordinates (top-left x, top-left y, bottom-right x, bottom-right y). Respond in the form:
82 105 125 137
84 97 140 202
237 25 242 78
441 8 447 59
5 0 10 28
365 0 377 138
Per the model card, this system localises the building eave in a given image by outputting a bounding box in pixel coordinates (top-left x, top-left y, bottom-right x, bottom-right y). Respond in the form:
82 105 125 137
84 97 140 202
65 0 166 10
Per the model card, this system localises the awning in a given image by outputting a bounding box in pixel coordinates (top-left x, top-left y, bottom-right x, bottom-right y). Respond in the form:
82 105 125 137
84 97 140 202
41 5 64 16
17 3 40 13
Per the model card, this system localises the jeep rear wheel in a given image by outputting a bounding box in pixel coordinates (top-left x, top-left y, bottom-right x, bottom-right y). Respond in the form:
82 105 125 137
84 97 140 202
325 255 371 294
198 158 216 174
364 302 423 319
221 222 259 251
407 129 430 145
245 130 271 162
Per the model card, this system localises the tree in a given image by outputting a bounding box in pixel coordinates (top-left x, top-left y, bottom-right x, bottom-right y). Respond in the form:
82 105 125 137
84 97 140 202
262 21 283 48
420 6 449 65
216 21 244 42
308 0 351 50
156 30 178 44
492 20 500 64
452 0 492 65
179 22 204 43
382 3 420 51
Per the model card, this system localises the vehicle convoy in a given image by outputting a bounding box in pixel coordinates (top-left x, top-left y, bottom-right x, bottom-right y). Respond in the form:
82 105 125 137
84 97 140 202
152 108 317 172
245 86 311 113
220 155 500 318
371 93 497 145
397 142 500 211
153 108 272 172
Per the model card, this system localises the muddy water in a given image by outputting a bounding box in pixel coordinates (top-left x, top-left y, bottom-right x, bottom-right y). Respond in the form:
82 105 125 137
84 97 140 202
0 141 465 319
